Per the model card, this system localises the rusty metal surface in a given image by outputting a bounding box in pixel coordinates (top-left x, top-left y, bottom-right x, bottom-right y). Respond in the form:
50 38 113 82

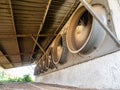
0 51 13 68
0 0 21 67
0 0 79 68
34 0 120 76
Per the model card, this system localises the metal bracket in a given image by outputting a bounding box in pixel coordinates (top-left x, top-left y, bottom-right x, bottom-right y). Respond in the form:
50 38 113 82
79 0 120 46
31 36 45 54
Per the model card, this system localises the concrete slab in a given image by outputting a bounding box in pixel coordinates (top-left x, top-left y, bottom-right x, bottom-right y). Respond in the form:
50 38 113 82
0 82 95 90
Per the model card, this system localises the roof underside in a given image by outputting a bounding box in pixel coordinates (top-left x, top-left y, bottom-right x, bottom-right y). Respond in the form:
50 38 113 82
0 0 80 69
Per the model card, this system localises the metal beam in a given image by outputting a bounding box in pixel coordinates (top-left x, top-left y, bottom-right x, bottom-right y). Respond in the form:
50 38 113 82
0 34 57 38
79 0 120 45
32 0 52 51
43 0 79 50
30 0 52 60
8 0 22 65
0 51 13 68
0 62 28 64
31 36 45 54
0 52 36 57
35 1 79 66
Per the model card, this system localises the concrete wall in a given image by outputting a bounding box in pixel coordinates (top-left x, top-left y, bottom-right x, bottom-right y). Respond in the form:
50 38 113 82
36 51 120 89
108 0 120 40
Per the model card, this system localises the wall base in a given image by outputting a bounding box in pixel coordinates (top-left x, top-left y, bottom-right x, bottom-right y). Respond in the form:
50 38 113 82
36 51 120 89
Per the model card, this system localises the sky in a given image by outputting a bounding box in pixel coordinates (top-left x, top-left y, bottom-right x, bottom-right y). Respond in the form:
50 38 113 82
4 65 36 80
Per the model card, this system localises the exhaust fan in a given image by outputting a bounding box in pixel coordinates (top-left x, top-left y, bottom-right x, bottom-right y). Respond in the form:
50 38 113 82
52 34 68 64
66 5 107 54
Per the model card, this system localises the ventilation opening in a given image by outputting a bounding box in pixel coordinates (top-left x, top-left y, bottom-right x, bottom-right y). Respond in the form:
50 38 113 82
66 5 107 54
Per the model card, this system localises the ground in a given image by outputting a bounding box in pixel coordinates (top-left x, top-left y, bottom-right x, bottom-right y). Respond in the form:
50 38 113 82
0 82 94 90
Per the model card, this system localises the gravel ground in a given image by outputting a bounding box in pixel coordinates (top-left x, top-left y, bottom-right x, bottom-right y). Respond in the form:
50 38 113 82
0 82 94 90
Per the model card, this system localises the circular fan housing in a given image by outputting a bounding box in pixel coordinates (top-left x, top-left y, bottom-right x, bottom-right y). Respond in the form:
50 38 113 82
66 5 107 54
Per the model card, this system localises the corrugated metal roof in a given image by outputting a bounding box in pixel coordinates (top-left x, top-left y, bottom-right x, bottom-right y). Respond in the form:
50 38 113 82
0 0 80 68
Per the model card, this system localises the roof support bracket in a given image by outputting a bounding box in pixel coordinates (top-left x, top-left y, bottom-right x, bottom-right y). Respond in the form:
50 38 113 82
30 0 52 62
31 36 45 54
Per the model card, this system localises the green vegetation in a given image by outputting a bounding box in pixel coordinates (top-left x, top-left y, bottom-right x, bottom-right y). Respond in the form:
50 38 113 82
0 71 34 83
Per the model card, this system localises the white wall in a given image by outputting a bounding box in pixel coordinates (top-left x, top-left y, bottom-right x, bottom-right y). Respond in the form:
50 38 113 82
108 0 120 40
36 51 120 89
